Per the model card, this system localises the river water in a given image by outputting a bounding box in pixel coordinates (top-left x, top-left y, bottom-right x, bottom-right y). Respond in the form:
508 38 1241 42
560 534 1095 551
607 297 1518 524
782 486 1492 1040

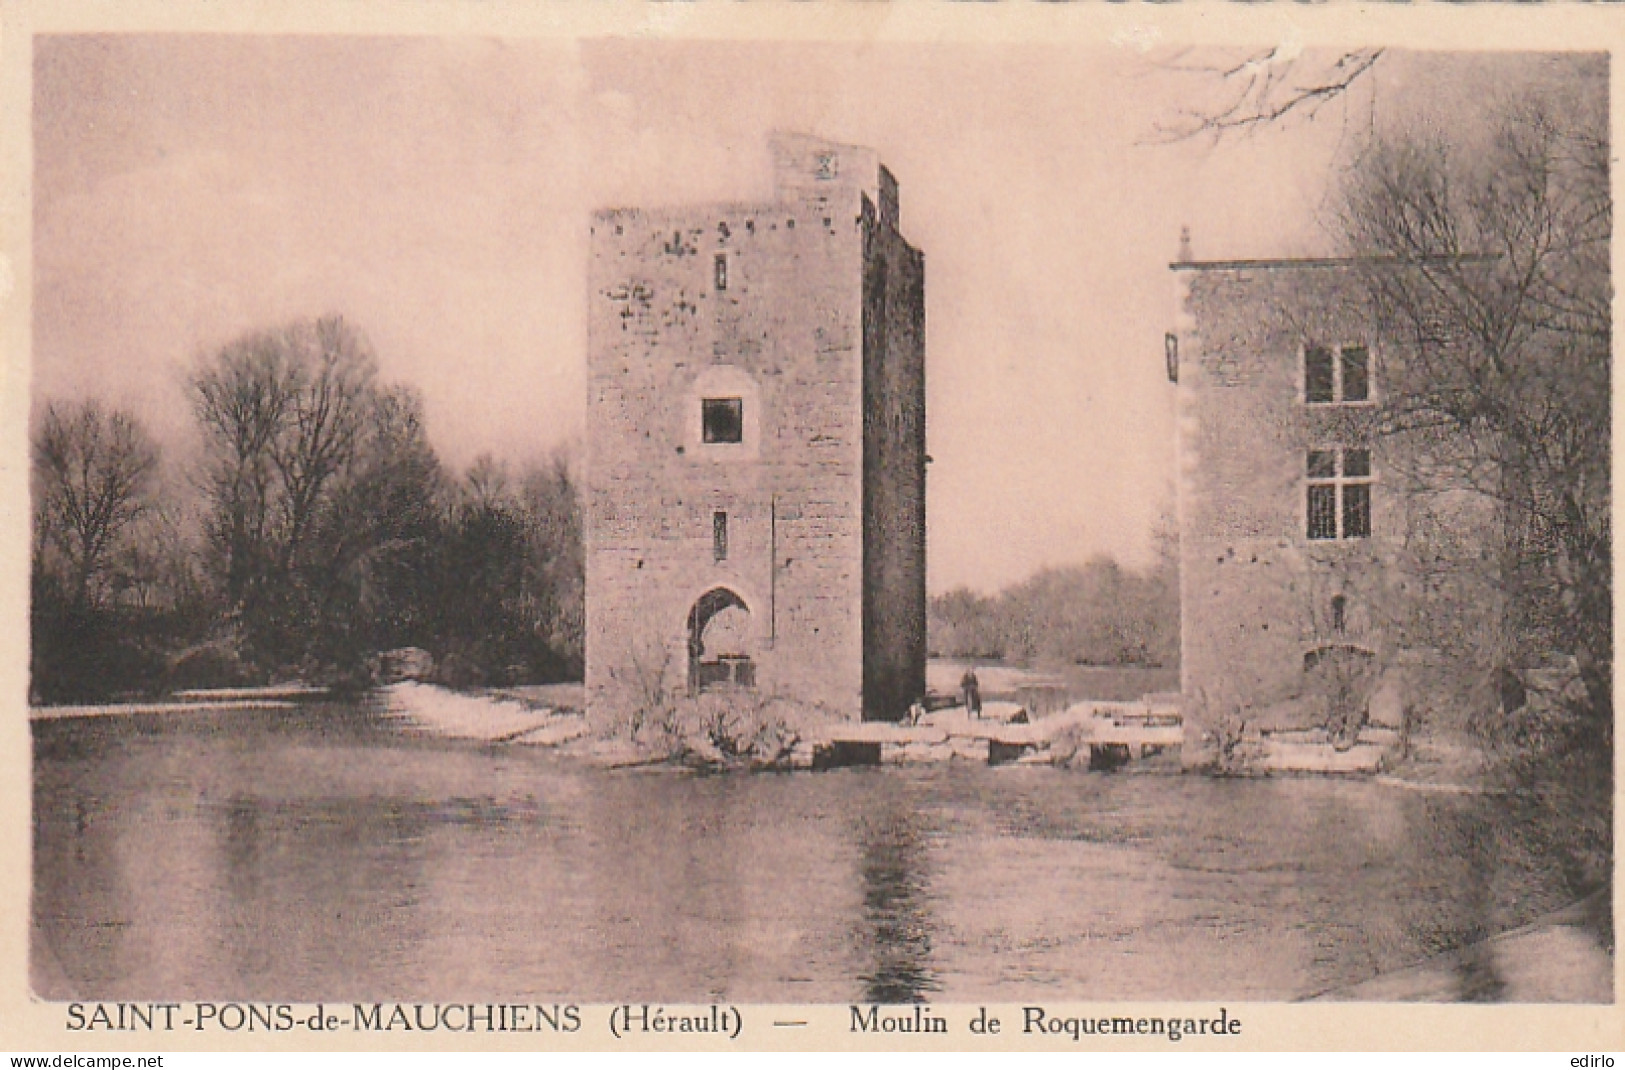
31 702 1580 1003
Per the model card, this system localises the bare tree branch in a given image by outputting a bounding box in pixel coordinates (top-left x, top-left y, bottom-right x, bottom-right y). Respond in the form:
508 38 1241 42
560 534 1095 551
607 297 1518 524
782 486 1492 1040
1147 46 1384 145
1343 80 1612 726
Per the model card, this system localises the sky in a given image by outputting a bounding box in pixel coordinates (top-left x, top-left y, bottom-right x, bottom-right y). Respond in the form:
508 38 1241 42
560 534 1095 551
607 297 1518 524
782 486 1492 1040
31 39 1573 593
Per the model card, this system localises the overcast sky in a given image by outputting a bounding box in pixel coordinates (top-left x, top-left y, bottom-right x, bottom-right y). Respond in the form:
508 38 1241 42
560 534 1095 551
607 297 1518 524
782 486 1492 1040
32 39 1566 593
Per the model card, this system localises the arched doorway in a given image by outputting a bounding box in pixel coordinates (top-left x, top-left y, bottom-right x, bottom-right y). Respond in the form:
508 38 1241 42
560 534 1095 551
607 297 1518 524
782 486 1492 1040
688 587 754 693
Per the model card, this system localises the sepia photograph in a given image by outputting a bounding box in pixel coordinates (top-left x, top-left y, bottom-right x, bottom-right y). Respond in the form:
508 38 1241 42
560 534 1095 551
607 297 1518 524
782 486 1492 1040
11 11 1615 1044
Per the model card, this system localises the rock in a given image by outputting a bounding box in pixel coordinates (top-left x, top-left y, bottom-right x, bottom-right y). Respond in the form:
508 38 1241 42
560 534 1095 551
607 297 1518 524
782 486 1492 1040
1262 739 1384 773
981 699 1027 723
825 721 947 745
166 639 254 692
372 647 435 684
433 651 487 688
989 722 1048 745
884 741 957 764
1360 726 1401 748
683 734 729 767
510 717 589 747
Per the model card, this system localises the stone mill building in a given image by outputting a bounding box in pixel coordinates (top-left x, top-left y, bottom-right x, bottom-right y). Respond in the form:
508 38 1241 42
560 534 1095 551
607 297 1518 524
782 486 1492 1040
585 134 927 723
1169 250 1500 762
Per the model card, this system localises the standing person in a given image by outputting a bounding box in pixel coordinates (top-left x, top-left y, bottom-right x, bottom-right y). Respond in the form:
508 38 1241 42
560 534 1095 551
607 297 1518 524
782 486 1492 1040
960 667 982 720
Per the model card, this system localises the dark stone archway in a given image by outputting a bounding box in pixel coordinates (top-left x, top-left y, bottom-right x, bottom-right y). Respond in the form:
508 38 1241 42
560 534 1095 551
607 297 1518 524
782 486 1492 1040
687 587 754 693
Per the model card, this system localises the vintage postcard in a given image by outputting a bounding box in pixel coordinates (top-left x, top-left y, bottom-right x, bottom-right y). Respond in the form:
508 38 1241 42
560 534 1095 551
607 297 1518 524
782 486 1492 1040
1 1 1620 1054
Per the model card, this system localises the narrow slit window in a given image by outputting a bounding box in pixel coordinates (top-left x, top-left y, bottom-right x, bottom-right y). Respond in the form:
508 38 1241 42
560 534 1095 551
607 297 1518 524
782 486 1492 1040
1343 483 1371 538
1331 595 1347 634
701 397 743 444
1304 347 1335 404
1307 484 1339 540
1340 346 1370 402
713 511 728 561
714 253 728 292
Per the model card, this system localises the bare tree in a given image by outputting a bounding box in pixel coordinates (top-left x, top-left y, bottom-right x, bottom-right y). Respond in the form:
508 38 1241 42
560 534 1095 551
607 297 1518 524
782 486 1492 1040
518 447 585 664
271 317 378 572
1150 47 1384 143
1341 72 1611 728
190 316 378 621
113 499 206 614
462 453 512 512
33 398 160 609
191 328 298 608
313 383 446 658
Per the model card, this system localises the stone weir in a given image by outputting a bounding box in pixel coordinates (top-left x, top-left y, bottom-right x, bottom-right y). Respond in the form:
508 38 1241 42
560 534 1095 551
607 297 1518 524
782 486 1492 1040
796 699 1186 770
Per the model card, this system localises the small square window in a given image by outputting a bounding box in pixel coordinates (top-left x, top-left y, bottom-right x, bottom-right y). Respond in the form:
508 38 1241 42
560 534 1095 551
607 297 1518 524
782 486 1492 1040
1307 450 1337 479
1305 347 1335 404
714 253 728 292
1343 449 1371 478
701 397 744 444
1306 343 1371 404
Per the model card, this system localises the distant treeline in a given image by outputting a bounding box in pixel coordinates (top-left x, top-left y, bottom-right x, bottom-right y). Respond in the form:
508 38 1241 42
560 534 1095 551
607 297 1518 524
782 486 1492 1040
31 315 583 704
929 551 1178 669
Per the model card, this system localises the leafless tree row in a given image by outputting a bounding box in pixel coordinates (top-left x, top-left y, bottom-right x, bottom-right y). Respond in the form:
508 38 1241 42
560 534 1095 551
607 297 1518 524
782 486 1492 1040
32 317 584 702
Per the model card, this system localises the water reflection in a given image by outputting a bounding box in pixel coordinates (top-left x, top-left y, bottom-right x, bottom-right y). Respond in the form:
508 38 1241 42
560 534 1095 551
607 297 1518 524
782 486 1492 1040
205 793 442 998
30 706 1603 1002
853 779 940 1002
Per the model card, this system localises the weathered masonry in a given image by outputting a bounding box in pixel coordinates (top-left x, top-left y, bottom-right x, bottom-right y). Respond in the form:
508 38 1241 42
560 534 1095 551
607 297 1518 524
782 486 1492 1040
586 134 926 723
1168 255 1498 762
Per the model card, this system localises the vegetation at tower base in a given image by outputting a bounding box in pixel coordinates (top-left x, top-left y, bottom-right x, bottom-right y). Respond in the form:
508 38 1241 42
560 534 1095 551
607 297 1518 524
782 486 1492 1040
29 316 585 705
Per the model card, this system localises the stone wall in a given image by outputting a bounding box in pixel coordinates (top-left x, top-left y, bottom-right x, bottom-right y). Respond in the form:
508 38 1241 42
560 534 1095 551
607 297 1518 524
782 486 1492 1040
586 196 866 722
861 192 927 721
1173 262 1414 758
585 135 927 727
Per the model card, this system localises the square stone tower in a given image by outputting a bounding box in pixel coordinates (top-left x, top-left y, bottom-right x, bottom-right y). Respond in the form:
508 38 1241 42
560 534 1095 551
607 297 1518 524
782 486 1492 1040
586 134 926 723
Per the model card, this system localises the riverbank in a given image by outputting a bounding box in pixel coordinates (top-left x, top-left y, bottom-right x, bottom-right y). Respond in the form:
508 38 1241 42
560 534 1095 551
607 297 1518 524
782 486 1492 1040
28 684 330 721
374 680 589 745
1311 887 1613 1002
21 678 1574 801
28 679 1414 779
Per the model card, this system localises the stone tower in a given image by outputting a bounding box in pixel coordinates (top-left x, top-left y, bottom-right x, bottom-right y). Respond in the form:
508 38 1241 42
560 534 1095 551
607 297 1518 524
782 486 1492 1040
1169 252 1499 764
585 134 926 723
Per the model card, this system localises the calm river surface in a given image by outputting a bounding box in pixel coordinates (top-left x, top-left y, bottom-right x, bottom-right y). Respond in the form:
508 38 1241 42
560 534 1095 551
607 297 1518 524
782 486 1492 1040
32 702 1575 1002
